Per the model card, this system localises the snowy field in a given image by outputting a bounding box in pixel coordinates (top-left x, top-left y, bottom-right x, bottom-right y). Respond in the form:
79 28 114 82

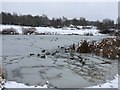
0 24 102 35
0 25 118 89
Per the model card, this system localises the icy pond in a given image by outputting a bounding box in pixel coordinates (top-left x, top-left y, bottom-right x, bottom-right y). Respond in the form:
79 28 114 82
1 35 118 88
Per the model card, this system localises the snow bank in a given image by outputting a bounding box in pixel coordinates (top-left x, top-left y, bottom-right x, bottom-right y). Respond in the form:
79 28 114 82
35 26 100 35
0 24 102 35
4 81 48 88
88 74 118 88
0 80 49 88
0 24 23 34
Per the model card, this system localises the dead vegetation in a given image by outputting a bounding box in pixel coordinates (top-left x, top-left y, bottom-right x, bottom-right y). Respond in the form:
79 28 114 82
67 37 120 59
22 27 36 35
2 28 18 35
0 68 7 80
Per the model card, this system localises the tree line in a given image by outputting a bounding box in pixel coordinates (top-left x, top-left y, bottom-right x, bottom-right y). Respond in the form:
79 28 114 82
0 12 119 33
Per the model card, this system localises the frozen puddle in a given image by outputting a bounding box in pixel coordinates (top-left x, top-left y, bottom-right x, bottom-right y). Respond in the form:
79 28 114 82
2 35 118 88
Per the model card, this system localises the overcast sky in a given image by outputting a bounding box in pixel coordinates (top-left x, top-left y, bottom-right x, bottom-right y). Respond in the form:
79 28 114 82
2 2 118 21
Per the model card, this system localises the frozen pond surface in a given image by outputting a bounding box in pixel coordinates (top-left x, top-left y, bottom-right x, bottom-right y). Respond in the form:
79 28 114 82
1 35 118 88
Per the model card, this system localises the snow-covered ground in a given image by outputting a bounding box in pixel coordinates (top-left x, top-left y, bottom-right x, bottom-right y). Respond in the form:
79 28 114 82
0 24 102 35
0 79 49 89
88 74 118 88
4 81 49 88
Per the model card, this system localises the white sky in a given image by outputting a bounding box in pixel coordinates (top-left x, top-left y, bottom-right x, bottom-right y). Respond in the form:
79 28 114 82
1 0 119 21
1 0 120 2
